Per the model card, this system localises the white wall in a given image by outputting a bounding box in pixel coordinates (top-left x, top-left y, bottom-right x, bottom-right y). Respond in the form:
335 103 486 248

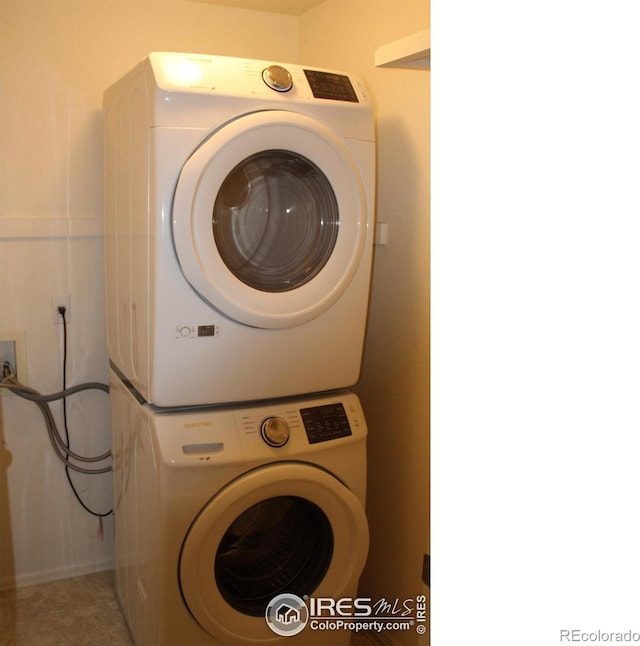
0 0 298 588
300 3 430 644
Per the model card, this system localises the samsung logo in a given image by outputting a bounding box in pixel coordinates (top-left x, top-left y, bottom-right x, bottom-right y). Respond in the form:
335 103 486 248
183 421 213 429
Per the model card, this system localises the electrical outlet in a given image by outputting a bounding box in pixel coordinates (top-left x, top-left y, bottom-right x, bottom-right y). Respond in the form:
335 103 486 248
51 294 71 324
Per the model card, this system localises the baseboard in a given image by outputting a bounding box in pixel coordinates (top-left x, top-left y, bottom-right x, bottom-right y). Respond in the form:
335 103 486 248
0 558 114 591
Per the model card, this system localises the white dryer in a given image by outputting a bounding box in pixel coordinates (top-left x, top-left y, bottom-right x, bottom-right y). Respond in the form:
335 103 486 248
109 369 369 646
103 52 376 407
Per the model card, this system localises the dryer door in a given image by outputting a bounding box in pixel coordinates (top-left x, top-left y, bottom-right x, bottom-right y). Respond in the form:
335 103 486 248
172 111 368 329
179 462 369 644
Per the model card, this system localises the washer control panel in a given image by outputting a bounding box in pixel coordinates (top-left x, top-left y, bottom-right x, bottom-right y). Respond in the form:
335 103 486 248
236 393 362 454
260 416 291 447
152 389 365 466
301 402 352 444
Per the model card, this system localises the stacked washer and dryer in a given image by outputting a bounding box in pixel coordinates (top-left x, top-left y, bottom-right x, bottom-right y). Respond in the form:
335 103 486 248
103 52 376 646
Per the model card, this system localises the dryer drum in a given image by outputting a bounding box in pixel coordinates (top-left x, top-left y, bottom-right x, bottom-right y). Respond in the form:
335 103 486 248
212 150 339 293
214 496 334 616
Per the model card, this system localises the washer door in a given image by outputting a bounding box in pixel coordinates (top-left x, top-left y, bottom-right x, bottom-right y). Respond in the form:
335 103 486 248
172 111 367 329
179 463 369 644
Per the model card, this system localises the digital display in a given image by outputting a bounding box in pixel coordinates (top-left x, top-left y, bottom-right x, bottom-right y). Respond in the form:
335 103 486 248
301 402 352 444
197 325 217 337
303 70 359 103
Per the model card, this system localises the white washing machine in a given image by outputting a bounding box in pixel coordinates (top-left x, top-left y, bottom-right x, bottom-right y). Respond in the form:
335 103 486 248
109 369 369 646
103 52 376 407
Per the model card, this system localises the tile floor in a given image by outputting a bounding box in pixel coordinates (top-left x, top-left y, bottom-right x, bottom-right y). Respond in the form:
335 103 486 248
1 571 132 646
1 571 385 645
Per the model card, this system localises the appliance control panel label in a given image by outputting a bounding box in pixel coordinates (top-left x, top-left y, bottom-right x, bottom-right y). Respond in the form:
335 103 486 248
303 70 359 102
300 402 352 444
175 324 218 338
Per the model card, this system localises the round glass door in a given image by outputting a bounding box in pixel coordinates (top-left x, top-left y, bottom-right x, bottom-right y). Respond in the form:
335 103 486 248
179 463 368 642
172 111 367 329
213 150 339 293
215 496 334 616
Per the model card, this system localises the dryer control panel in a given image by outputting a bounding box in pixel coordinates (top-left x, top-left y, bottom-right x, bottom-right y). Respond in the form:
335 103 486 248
146 52 374 112
261 64 359 102
302 70 359 103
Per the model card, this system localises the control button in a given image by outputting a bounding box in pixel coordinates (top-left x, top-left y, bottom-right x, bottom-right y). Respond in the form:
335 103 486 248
262 65 293 92
176 325 195 338
261 417 291 447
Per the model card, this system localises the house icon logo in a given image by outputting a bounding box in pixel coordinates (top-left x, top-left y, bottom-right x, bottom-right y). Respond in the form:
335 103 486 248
265 593 309 636
276 603 301 625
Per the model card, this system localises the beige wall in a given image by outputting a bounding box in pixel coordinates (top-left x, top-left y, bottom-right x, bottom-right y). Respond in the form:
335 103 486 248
0 0 298 221
300 2 430 643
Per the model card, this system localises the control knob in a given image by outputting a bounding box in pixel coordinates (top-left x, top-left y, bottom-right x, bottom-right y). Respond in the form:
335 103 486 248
262 65 293 92
260 417 291 447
